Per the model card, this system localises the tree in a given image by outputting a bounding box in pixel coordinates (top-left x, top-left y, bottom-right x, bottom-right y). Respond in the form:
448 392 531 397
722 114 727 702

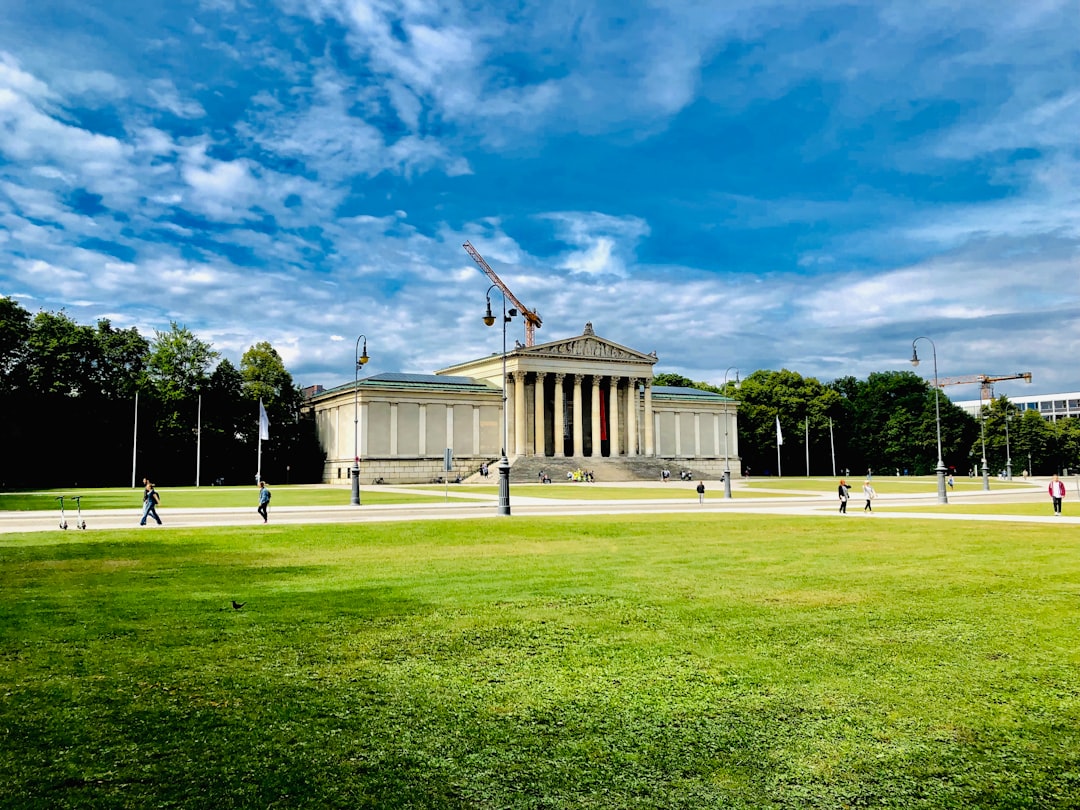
653 372 697 389
241 341 293 406
240 341 323 484
148 323 219 404
0 296 30 381
735 369 842 476
145 323 219 483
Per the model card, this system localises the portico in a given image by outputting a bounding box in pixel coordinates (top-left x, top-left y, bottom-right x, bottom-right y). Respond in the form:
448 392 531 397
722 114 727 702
439 323 657 460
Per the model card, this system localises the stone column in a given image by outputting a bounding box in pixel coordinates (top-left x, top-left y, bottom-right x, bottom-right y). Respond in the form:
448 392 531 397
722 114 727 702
644 380 654 456
590 376 602 457
534 372 546 456
572 374 584 457
503 372 513 455
554 373 566 457
514 371 527 457
626 377 638 457
608 377 620 456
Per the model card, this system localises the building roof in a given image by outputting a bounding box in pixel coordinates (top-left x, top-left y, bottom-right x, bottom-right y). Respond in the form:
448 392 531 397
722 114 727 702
312 372 498 399
651 385 736 402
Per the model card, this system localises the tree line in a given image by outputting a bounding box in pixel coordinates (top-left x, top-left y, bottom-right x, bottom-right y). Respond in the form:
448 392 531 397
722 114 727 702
655 369 1080 478
0 297 324 489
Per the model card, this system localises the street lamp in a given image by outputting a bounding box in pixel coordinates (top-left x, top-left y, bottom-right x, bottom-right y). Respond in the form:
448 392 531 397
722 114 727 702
351 334 370 506
722 367 739 499
1004 406 1013 481
484 285 517 516
911 337 948 504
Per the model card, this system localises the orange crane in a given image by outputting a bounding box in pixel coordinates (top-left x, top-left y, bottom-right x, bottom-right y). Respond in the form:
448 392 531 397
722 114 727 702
935 372 1033 402
463 241 542 346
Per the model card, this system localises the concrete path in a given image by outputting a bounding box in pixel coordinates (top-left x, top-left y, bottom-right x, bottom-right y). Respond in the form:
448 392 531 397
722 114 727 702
2 478 1076 533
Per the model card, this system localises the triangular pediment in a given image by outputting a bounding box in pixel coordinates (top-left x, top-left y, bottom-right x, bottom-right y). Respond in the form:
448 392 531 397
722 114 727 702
522 333 656 364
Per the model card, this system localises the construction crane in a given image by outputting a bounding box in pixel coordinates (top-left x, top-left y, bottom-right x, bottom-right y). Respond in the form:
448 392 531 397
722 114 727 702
935 372 1033 402
463 241 542 347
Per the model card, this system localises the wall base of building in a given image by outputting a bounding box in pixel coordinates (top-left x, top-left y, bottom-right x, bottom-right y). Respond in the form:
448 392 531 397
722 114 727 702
324 455 742 485
324 456 498 485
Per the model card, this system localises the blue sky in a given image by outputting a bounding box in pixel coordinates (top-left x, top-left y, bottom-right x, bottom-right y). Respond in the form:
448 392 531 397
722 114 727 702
1 0 1078 398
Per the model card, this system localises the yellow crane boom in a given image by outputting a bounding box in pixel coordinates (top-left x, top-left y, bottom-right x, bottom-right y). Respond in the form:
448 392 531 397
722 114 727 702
463 241 542 346
935 372 1033 402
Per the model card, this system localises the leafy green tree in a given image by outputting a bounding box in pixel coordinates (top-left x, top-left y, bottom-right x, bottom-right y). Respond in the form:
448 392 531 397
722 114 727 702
828 371 978 477
91 319 150 401
148 323 219 404
23 310 97 397
200 359 249 484
0 296 30 381
241 341 293 406
653 372 698 389
735 369 842 476
144 323 219 483
240 341 324 484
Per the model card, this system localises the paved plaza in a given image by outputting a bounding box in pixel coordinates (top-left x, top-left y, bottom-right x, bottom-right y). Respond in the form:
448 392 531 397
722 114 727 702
2 478 1075 533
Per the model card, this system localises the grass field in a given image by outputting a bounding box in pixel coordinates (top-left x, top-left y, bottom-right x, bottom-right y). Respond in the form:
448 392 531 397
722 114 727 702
409 484 784 501
0 486 451 512
742 476 1038 494
3 514 1080 808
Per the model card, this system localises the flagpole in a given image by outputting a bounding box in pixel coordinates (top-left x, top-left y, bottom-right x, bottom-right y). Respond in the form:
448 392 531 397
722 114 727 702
256 400 262 484
776 414 783 478
829 417 836 477
131 392 138 488
805 416 810 477
257 399 270 485
195 394 202 487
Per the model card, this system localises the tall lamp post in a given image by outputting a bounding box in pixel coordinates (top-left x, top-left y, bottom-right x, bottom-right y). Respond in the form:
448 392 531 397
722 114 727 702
979 408 990 491
484 286 517 516
722 367 739 499
351 334 370 505
911 337 948 504
1004 407 1013 482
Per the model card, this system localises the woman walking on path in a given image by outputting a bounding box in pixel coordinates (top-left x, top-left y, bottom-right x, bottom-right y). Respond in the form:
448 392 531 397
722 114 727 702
258 480 271 523
862 480 876 512
1049 474 1066 515
838 479 851 513
140 479 162 526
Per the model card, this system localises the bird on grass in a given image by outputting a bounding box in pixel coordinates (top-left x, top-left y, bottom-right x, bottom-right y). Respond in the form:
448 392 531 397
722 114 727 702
231 600 245 610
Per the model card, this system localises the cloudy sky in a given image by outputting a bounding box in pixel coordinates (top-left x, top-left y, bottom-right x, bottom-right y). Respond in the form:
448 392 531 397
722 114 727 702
1 0 1077 398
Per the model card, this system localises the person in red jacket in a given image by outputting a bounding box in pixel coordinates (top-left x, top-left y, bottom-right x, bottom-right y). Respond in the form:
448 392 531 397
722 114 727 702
1048 474 1066 515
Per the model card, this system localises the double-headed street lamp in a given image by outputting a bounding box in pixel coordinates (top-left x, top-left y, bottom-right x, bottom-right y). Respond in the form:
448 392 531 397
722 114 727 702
911 337 948 504
483 285 517 516
351 334 370 506
722 367 739 499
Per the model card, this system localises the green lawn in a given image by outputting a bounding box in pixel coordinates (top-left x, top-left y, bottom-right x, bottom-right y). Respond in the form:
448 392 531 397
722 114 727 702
876 501 1067 516
3 515 1080 808
0 485 451 511
408 483 784 500
744 476 1038 495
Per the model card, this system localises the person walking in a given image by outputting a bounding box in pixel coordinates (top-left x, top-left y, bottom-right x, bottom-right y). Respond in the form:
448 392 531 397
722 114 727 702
862 480 876 512
838 479 851 513
140 479 162 526
258 480 271 523
696 481 705 505
1049 474 1066 515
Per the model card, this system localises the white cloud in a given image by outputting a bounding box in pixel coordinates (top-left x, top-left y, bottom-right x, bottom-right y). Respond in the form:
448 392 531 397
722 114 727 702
148 78 206 119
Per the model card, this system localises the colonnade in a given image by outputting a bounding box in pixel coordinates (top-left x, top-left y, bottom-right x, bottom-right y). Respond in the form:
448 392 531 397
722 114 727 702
506 371 654 458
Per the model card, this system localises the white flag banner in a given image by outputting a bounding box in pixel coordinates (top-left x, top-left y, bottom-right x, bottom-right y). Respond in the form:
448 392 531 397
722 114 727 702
775 415 784 446
259 400 270 441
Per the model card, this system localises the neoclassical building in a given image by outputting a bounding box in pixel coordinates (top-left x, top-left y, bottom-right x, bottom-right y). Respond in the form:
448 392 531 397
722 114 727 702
307 324 739 483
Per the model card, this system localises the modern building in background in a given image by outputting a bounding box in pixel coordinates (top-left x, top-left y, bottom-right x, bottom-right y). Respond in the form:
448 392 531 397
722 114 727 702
953 392 1080 421
306 323 739 484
